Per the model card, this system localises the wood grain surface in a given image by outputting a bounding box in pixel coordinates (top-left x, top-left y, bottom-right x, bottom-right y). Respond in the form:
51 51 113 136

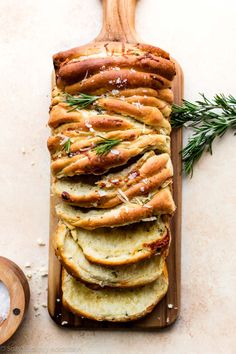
48 0 183 330
0 257 30 344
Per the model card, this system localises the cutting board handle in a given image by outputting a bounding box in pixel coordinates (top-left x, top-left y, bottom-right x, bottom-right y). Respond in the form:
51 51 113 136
95 0 138 43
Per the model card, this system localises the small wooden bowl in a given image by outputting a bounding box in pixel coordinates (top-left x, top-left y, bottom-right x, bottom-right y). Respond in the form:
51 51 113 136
0 257 30 345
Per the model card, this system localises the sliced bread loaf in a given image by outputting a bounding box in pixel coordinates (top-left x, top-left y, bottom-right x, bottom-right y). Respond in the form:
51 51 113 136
54 223 165 287
62 266 168 322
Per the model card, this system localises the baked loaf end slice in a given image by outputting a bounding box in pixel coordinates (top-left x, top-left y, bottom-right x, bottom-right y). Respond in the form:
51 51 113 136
54 222 166 287
62 265 168 322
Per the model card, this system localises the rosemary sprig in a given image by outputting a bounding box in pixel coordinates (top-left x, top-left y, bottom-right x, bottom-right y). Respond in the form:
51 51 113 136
172 94 236 128
93 136 122 156
64 93 99 111
64 138 71 154
171 94 236 176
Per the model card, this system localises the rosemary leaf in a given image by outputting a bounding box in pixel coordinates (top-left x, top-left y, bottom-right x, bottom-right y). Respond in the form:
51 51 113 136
93 136 122 156
64 138 71 154
171 94 236 176
64 93 99 111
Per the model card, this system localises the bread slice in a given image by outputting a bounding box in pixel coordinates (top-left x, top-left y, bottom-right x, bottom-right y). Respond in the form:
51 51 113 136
62 265 168 322
59 219 169 266
56 187 175 229
54 223 165 287
54 42 175 88
51 133 170 178
53 152 173 208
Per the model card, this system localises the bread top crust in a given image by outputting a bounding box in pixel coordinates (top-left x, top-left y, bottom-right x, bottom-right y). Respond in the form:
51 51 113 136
57 54 175 87
53 42 175 92
53 42 171 68
52 152 173 208
56 187 175 229
50 134 170 178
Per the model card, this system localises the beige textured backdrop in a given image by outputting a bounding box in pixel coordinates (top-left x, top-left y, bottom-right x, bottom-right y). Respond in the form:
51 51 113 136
0 0 236 353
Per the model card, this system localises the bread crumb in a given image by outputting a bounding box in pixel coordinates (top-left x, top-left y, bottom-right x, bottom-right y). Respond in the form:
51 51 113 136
168 303 174 309
40 268 48 277
31 162 35 166
24 262 31 268
21 147 26 154
33 305 39 311
26 272 32 279
37 239 46 246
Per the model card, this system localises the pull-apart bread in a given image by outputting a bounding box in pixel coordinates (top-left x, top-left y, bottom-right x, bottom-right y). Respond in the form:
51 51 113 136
48 41 176 322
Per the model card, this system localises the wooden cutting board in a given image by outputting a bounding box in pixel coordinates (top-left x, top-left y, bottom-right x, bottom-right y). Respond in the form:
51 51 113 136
48 0 183 329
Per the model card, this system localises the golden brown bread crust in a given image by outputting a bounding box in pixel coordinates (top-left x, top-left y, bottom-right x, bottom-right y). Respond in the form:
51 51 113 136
64 69 171 94
49 88 171 133
57 54 175 87
90 87 174 103
53 42 174 93
53 152 173 208
96 98 171 131
48 128 154 155
53 41 171 69
49 104 139 130
50 133 170 178
124 95 171 114
56 187 175 229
